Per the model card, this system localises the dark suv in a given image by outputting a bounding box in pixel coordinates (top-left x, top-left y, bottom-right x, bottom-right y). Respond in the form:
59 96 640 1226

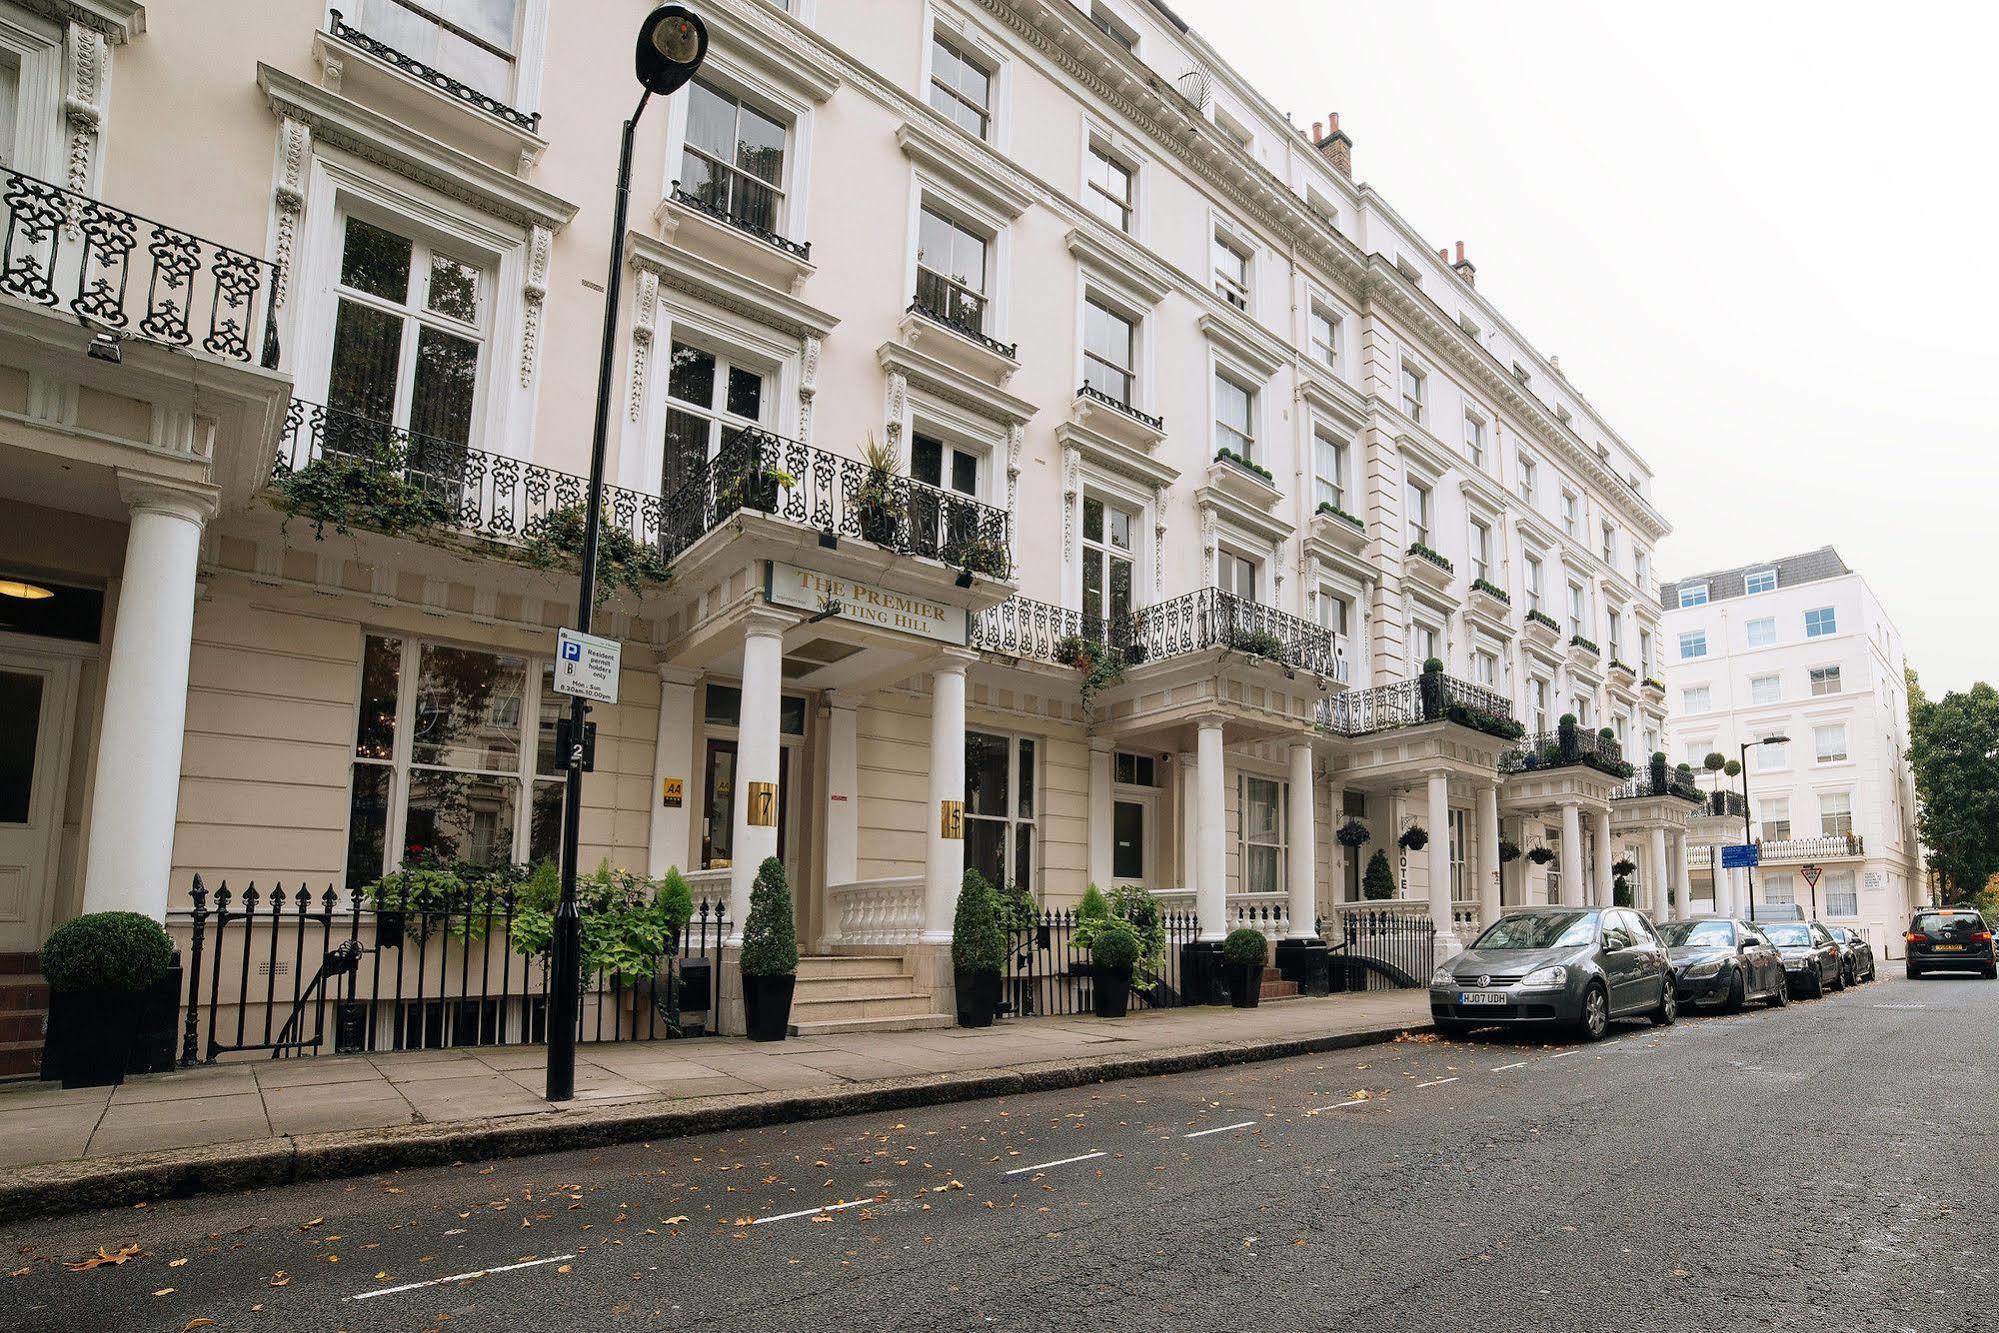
1905 908 1998 979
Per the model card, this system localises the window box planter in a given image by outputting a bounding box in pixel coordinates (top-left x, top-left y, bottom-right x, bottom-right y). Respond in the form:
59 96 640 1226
1470 577 1510 604
1213 447 1274 484
1608 659 1636 677
1407 542 1454 573
1315 501 1364 532
1568 634 1601 657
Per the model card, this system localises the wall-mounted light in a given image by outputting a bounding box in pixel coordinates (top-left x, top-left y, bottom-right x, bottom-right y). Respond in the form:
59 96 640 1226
86 331 122 364
0 579 55 600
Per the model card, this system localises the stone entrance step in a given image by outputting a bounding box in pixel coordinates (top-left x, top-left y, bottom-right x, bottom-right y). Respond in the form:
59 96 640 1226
0 957 48 1080
788 955 953 1036
1259 972 1302 1002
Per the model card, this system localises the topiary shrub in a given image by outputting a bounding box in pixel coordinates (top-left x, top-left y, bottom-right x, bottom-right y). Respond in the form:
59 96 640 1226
1422 657 1444 675
658 866 695 941
1612 875 1633 908
1363 849 1396 900
951 870 1005 974
40 912 173 993
1223 927 1268 967
1723 759 1741 778
1089 917 1141 970
740 857 798 977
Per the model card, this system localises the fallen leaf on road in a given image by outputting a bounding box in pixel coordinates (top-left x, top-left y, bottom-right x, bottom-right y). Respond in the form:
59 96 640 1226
168 1258 188 1268
298 1218 324 1231
65 1244 141 1272
152 1288 175 1296
181 1320 214 1331
268 1272 291 1287
663 1216 689 1225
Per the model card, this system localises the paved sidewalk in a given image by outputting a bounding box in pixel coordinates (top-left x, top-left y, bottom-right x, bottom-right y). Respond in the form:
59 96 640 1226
0 990 1427 1216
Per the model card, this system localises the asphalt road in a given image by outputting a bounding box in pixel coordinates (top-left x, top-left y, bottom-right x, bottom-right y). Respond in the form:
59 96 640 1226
6 971 1994 1332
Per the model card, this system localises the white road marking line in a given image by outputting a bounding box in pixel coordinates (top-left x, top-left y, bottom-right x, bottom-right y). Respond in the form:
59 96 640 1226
1491 1061 1529 1072
1549 1051 1575 1059
348 1254 577 1301
1414 1076 1459 1088
1184 1120 1257 1138
1004 1151 1107 1176
750 1197 880 1225
1308 1099 1371 1112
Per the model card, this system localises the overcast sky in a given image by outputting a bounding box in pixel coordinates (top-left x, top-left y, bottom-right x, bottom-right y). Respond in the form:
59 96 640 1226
1168 0 1993 694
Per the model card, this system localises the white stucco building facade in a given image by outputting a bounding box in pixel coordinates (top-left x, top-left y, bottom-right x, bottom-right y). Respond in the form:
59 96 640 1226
1661 548 1922 955
0 0 1693 1050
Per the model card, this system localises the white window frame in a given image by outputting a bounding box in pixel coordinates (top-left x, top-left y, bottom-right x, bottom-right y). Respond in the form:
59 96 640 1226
1820 791 1853 838
1215 545 1261 603
1529 677 1549 732
924 14 1005 145
1308 300 1340 374
0 8 63 180
1312 423 1349 514
1681 685 1711 714
1805 606 1838 639
906 179 1010 347
1755 739 1789 772
1399 362 1426 424
1523 552 1544 614
1516 453 1538 506
1238 772 1288 896
1814 723 1848 764
348 0 550 115
1678 582 1710 608
1744 568 1778 596
1081 124 1140 236
1469 517 1492 582
1211 223 1252 312
964 729 1040 893
1746 616 1777 649
1809 665 1842 696
1080 285 1143 411
1210 359 1260 463
661 57 816 249
1561 490 1580 538
1463 410 1487 469
1679 630 1707 659
1759 796 1791 843
1404 476 1432 549
1748 673 1780 705
1600 520 1616 565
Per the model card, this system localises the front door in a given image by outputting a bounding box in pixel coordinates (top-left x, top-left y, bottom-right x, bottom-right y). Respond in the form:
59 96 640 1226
700 740 789 871
0 651 77 953
1111 795 1149 885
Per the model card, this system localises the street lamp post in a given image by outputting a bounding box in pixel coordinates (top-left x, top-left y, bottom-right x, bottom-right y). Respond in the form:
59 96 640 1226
1736 733 1788 924
547 5 709 1105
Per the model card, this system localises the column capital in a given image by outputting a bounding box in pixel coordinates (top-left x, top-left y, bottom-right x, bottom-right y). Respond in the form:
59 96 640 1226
657 665 701 687
742 602 797 639
1190 710 1230 734
1088 734 1115 754
116 471 217 525
931 646 978 675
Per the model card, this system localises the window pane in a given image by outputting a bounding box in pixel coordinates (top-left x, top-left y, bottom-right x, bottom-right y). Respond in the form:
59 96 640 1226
356 635 402 759
528 779 563 866
686 80 736 159
409 325 479 447
965 818 1006 891
1247 846 1279 895
0 670 44 824
327 299 403 427
1082 495 1103 544
1082 548 1102 626
1014 822 1034 894
535 664 562 776
345 764 393 888
725 365 764 421
780 695 808 737
434 0 520 51
339 216 412 301
704 683 743 726
662 408 712 495
1016 738 1035 818
1244 778 1280 840
412 644 524 771
965 730 1009 816
668 342 716 407
1108 555 1132 625
911 434 943 487
405 769 519 869
426 254 479 323
736 100 787 184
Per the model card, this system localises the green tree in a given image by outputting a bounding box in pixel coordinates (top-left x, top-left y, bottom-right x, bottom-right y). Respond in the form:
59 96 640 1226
1909 679 1999 902
1362 849 1396 900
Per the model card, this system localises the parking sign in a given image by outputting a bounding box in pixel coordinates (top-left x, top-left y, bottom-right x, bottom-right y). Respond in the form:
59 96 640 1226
553 627 621 704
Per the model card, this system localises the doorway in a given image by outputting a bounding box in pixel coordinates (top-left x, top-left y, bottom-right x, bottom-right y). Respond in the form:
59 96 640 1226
699 740 790 871
0 648 79 953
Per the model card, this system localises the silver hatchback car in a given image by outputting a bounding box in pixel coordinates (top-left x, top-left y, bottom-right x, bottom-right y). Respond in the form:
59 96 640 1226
1430 907 1677 1041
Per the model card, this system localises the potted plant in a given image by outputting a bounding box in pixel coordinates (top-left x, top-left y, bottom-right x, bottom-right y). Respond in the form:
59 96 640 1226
1499 840 1522 865
1088 917 1141 1018
1071 882 1111 978
1418 656 1446 720
1612 875 1633 908
952 870 1006 1028
1398 824 1430 852
1527 845 1556 866
1649 751 1670 795
1362 849 1397 900
1335 819 1371 850
739 857 798 1041
957 536 1010 580
1558 713 1581 763
855 433 904 545
39 911 175 1089
1222 927 1268 1008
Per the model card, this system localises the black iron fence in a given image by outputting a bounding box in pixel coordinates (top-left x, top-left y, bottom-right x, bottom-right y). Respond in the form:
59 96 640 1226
170 874 729 1065
1706 789 1748 818
661 427 1014 577
1500 727 1634 779
1320 674 1519 740
271 396 664 550
971 589 1338 676
1000 908 1199 1018
1329 909 1436 991
1 165 280 366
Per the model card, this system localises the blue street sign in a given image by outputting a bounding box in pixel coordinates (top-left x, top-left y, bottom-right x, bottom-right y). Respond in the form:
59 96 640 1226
1720 844 1761 869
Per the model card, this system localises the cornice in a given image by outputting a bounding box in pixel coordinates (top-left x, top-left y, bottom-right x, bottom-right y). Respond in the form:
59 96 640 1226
630 229 838 340
1065 227 1170 305
258 64 577 233
706 15 841 104
1054 421 1179 491
876 340 1037 425
1296 367 1367 430
896 118 1036 219
19 0 142 42
1197 311 1286 381
1196 483 1293 546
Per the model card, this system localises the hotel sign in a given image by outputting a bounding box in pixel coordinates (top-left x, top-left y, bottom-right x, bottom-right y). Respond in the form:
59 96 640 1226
766 561 967 646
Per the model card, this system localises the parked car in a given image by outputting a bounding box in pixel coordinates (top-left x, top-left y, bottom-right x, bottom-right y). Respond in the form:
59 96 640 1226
1827 926 1877 985
1760 920 1843 998
1904 908 1997 979
1430 907 1675 1042
1657 916 1789 1011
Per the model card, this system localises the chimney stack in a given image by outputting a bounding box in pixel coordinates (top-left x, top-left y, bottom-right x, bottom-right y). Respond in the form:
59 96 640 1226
1313 110 1352 178
1451 240 1476 286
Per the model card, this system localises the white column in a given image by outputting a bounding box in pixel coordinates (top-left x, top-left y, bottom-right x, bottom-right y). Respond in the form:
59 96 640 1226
1649 825 1670 922
1558 802 1584 907
81 479 215 919
728 609 788 938
1426 770 1460 953
1087 738 1114 889
823 698 859 888
1476 782 1501 930
923 652 973 941
1593 809 1614 910
1286 739 1317 938
1177 751 1198 889
1713 842 1734 917
1195 717 1226 940
646 668 698 878
1676 831 1694 917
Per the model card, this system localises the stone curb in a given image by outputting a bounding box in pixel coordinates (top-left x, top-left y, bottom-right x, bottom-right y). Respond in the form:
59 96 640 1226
0 1019 1427 1222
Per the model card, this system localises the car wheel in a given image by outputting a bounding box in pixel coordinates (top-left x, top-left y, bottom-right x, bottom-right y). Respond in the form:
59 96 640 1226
1724 970 1746 1012
1575 983 1610 1042
1806 969 1824 1000
1766 976 1789 1008
1651 980 1678 1027
1831 965 1847 992
1982 964 1998 981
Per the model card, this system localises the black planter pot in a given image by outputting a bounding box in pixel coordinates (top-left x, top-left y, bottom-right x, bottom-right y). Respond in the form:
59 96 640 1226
49 988 143 1089
1224 963 1265 1008
129 958 183 1075
955 967 1001 1028
858 500 901 546
742 973 796 1041
1093 966 1133 1018
1179 940 1227 1005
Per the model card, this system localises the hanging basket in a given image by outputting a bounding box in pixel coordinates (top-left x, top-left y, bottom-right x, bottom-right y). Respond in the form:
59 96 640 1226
1397 825 1430 852
1498 841 1522 864
1335 819 1371 849
1526 845 1555 866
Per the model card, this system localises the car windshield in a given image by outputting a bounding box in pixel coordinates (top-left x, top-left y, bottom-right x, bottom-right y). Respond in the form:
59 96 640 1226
1660 920 1734 948
1763 923 1812 946
1473 911 1598 950
1914 912 1985 940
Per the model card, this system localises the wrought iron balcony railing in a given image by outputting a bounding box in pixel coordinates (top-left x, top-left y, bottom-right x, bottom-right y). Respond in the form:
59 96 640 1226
660 428 1014 576
328 10 540 131
1075 382 1163 431
269 397 661 549
1 166 280 366
971 589 1338 676
1700 789 1748 819
1319 674 1518 740
1611 774 1706 804
910 267 1017 359
969 595 1085 663
1758 834 1864 862
1500 727 1634 779
669 183 811 260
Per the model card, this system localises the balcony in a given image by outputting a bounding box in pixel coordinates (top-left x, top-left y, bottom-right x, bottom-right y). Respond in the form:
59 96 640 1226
1758 834 1865 863
326 9 540 131
1694 789 1748 820
1404 542 1455 595
1522 608 1562 649
1500 727 1634 780
1206 451 1283 509
667 184 811 262
1073 383 1166 449
0 165 280 368
662 428 1013 579
970 588 1337 677
1320 673 1519 741
900 268 1018 382
269 397 658 551
1610 774 1704 805
1308 502 1369 564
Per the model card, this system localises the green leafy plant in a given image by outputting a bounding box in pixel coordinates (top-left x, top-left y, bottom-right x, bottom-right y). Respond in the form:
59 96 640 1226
1213 447 1274 483
1470 577 1511 604
1723 759 1742 779
658 867 695 939
1335 819 1371 848
271 438 460 542
1527 845 1556 866
522 503 671 603
1228 626 1287 660
740 857 798 977
1569 634 1600 655
1054 634 1125 714
1444 702 1527 741
1525 608 1561 632
956 536 1011 580
1222 927 1267 967
951 870 1006 974
1072 881 1112 949
1088 916 1141 971
1398 824 1430 852
509 860 690 982
39 911 173 993
1105 882 1167 986
1642 676 1666 692
368 849 511 944
1315 500 1364 530
1407 541 1454 573
1612 875 1633 908
1362 849 1396 900
1422 657 1444 675
994 881 1040 933
1613 858 1638 879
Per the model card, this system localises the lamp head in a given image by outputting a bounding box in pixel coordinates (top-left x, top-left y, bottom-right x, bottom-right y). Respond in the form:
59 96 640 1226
1763 734 1791 746
637 5 708 95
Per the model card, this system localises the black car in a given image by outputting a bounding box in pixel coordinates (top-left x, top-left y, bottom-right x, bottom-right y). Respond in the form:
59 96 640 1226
1905 908 1997 979
1657 916 1789 1011
1827 926 1877 985
1760 920 1843 998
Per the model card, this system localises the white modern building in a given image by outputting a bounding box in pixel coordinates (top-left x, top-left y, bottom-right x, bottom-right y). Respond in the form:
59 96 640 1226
0 0 1692 1054
1661 548 1922 954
